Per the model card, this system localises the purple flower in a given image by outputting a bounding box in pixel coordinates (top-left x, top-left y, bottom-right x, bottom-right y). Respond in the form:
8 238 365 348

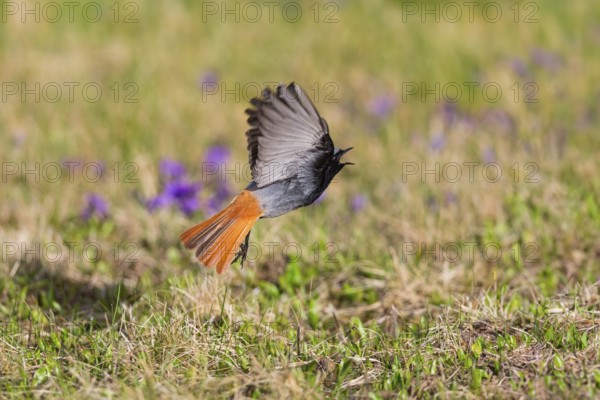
531 48 562 72
508 57 529 77
204 183 232 215
429 133 446 152
146 180 202 216
12 129 26 148
203 146 230 166
145 193 172 211
482 147 496 163
81 193 109 221
164 180 201 215
215 182 232 200
178 197 201 216
444 191 457 207
159 158 187 181
198 70 219 91
351 194 367 212
369 94 396 118
204 197 221 216
440 102 460 126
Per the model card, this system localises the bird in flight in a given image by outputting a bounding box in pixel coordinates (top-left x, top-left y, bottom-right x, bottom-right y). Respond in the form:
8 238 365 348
180 82 352 273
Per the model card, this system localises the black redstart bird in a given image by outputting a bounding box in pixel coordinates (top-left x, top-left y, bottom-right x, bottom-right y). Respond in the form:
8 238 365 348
180 82 352 273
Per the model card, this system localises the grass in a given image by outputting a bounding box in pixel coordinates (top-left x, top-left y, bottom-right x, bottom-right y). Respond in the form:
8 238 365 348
2 0 600 398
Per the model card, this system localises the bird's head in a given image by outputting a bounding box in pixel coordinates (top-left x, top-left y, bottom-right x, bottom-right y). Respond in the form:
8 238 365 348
308 146 353 204
333 147 354 172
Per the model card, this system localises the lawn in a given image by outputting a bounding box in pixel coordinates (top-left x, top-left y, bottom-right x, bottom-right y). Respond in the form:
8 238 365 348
2 0 600 398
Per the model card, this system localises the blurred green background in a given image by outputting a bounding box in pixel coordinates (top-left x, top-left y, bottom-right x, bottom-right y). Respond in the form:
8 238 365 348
2 0 600 398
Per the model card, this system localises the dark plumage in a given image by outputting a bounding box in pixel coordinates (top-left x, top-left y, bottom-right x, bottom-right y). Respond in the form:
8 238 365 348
244 82 352 215
181 82 352 273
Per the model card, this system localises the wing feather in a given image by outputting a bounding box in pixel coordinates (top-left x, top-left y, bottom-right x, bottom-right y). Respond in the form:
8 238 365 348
245 82 334 188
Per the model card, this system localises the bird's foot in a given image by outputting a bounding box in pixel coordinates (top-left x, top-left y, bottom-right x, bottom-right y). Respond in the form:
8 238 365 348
233 232 251 268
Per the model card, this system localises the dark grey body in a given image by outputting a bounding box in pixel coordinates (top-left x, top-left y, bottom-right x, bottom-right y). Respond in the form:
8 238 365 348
244 83 352 220
247 176 326 218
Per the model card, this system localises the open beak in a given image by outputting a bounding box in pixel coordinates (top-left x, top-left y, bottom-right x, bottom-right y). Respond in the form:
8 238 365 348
340 147 354 165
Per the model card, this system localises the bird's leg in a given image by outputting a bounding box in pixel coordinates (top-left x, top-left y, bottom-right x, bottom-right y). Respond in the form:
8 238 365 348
233 231 251 268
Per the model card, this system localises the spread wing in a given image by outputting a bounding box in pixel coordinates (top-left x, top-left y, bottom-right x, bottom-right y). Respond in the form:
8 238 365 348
245 82 334 188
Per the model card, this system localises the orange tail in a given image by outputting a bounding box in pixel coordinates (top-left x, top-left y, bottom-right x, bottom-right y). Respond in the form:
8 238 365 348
180 190 263 274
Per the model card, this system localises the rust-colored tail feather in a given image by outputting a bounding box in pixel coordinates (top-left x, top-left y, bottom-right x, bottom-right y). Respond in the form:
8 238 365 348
180 190 263 274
